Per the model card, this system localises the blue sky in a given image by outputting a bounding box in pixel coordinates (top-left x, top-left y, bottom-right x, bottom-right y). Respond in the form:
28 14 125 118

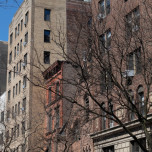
0 0 23 41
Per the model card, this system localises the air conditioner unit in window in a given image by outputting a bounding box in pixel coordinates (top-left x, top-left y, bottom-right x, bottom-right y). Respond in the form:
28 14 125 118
22 62 26 67
132 25 139 32
109 122 114 128
17 31 19 35
23 84 25 89
97 13 105 21
24 21 27 26
23 42 27 46
122 70 135 77
21 107 24 111
17 51 19 55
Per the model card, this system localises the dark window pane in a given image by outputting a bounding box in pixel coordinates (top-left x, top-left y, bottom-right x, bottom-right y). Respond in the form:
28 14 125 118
44 51 50 64
44 9 51 21
44 30 50 42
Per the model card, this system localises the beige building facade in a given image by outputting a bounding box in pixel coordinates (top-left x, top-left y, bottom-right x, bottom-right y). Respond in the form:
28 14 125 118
6 0 67 151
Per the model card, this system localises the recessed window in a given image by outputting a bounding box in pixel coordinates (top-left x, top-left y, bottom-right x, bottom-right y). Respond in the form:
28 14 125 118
21 19 23 31
20 39 22 52
24 32 28 45
22 121 25 134
48 87 52 104
98 0 110 19
56 82 60 100
10 33 13 44
1 111 4 122
13 86 15 98
23 75 27 89
44 9 51 21
100 29 111 53
126 7 140 37
15 27 17 38
44 51 50 64
8 71 11 82
44 30 50 42
9 52 12 64
47 115 52 132
16 83 18 95
14 47 16 59
23 53 27 69
25 11 29 27
103 145 114 152
18 102 20 115
131 139 146 152
55 107 60 128
8 90 11 101
22 98 26 113
18 24 20 35
127 48 141 75
19 80 21 94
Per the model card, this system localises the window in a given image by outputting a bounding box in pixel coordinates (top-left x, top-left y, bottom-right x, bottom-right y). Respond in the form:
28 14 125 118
18 24 20 35
127 48 141 74
100 29 111 53
126 7 140 37
22 98 26 113
1 111 4 122
56 82 60 100
17 43 19 55
23 53 27 68
138 86 145 116
14 66 16 78
22 144 25 152
44 30 50 42
44 51 50 64
103 145 114 152
15 104 17 116
10 33 13 44
21 19 23 31
19 80 21 94
6 130 9 142
129 91 135 121
8 90 11 101
55 107 60 128
25 11 29 26
20 60 22 72
100 70 113 92
23 75 27 89
20 39 22 52
102 108 106 130
17 63 19 74
13 86 15 98
48 87 52 104
9 52 12 64
15 27 17 38
22 121 25 134
7 110 10 121
11 128 14 139
47 115 52 132
124 0 128 2
24 32 28 44
0 133 3 144
12 106 14 119
131 139 146 152
14 47 16 59
44 9 51 21
17 124 19 137
98 0 110 18
18 102 20 115
8 71 11 82
16 83 18 95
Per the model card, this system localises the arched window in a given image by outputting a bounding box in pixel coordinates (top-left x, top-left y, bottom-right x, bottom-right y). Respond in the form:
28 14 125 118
128 90 135 121
137 85 145 116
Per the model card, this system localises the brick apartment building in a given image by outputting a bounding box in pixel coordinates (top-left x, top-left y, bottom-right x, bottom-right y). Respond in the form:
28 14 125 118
5 0 90 151
43 60 78 152
0 41 8 96
42 0 152 152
